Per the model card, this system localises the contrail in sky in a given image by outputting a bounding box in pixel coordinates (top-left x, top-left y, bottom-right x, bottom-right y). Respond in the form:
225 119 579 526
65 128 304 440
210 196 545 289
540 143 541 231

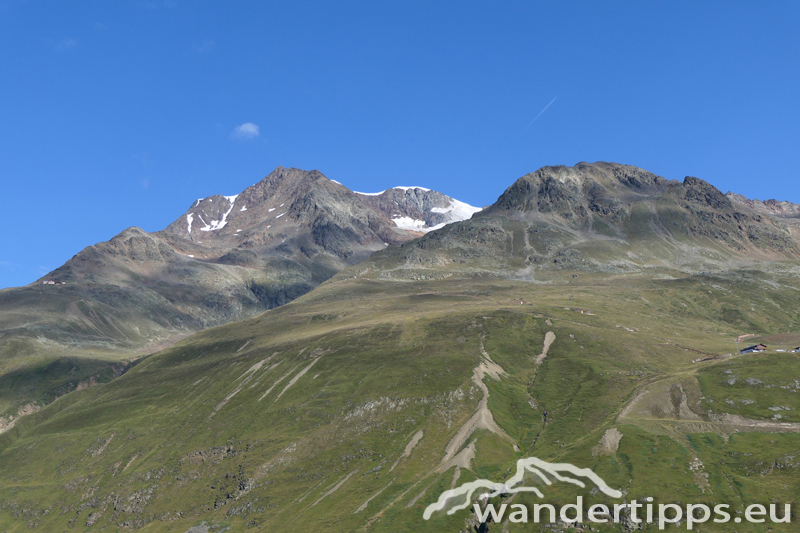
523 96 557 132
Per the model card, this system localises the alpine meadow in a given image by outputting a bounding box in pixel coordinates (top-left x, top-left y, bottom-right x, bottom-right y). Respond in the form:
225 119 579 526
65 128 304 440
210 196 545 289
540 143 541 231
2 163 800 532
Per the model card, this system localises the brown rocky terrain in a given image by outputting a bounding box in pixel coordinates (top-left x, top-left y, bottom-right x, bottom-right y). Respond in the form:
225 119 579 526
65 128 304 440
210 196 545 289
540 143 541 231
0 167 479 419
357 162 800 281
726 191 800 218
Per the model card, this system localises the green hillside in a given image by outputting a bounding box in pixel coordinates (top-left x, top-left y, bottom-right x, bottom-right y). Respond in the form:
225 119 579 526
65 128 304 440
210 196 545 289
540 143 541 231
2 269 799 532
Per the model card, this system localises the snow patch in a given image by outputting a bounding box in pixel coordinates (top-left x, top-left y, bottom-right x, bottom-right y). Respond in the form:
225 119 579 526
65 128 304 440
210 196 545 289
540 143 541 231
431 199 482 221
394 186 431 192
186 213 194 233
199 195 238 232
194 199 203 207
395 198 482 233
358 188 481 233
240 205 247 211
268 208 275 212
276 212 286 219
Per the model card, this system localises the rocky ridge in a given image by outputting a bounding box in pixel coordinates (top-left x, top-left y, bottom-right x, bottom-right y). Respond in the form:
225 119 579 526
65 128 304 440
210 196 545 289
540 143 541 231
357 162 800 281
726 192 800 218
0 167 479 419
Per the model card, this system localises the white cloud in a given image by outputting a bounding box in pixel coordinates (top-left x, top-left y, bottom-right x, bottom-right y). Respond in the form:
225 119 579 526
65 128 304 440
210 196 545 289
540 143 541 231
232 122 260 139
54 38 78 51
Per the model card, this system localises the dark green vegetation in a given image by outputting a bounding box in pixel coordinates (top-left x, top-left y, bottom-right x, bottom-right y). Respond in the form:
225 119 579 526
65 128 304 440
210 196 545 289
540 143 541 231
3 162 800 532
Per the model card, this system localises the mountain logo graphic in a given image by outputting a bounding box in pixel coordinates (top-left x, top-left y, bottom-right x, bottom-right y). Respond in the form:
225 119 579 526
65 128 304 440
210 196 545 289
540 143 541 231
423 456 622 520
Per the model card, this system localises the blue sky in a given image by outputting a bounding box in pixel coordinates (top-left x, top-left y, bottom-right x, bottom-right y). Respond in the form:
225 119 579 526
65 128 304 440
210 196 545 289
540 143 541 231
1 1 799 288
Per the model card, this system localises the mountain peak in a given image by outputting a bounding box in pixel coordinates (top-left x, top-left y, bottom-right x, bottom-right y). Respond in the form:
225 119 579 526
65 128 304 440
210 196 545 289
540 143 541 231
358 162 800 282
681 176 731 210
491 162 673 214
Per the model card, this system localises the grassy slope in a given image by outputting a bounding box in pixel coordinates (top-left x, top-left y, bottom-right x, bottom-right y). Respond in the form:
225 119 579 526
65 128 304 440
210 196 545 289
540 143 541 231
1 272 799 532
0 229 328 421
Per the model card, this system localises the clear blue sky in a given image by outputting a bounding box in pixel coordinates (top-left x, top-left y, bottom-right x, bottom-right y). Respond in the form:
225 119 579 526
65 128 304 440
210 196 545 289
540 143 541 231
1 1 799 288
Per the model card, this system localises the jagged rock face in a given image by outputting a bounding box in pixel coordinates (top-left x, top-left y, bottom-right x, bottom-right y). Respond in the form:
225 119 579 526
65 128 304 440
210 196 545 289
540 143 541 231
359 162 800 280
727 192 800 218
163 166 406 253
491 163 796 253
681 176 733 210
161 168 480 259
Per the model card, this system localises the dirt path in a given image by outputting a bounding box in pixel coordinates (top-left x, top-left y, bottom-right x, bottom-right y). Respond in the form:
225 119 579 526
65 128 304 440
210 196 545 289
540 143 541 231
619 373 800 434
706 413 800 432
